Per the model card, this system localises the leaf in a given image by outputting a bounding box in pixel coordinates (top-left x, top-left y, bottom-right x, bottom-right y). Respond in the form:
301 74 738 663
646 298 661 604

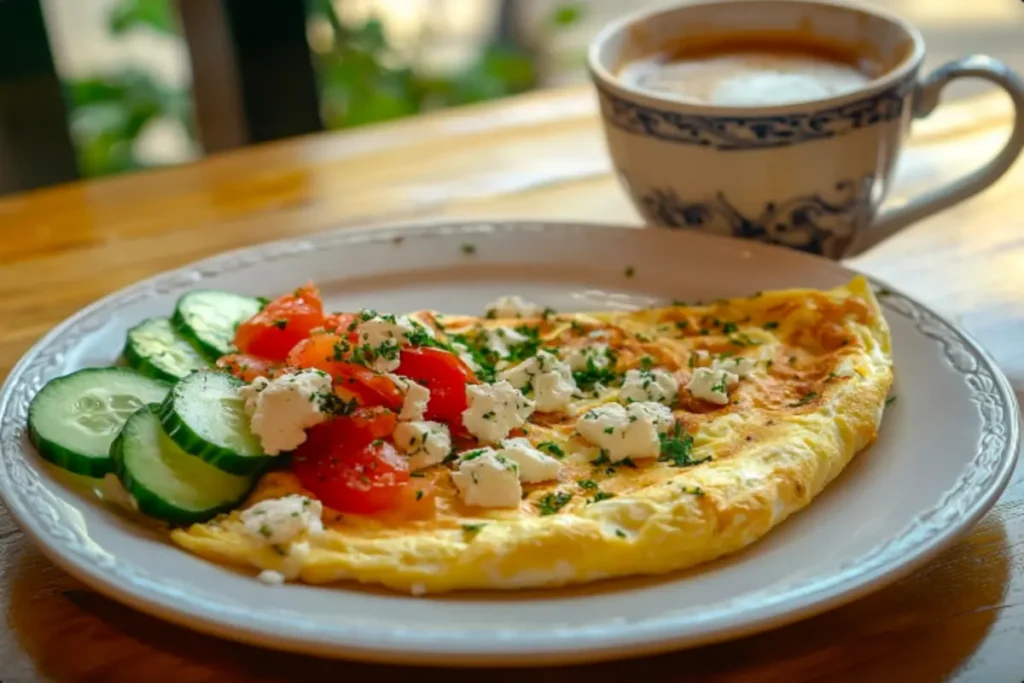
551 2 585 28
108 0 177 36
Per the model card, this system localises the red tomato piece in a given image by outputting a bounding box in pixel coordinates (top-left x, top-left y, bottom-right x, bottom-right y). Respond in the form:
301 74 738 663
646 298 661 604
287 334 403 410
315 313 359 336
394 347 477 425
216 354 280 382
292 412 409 515
234 283 325 361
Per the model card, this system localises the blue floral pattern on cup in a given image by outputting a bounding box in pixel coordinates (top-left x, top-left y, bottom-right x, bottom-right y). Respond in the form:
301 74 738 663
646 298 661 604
596 82 913 151
638 176 875 257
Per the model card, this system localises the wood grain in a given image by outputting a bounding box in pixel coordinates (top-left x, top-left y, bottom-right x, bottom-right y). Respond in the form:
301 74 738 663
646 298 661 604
1 84 1023 682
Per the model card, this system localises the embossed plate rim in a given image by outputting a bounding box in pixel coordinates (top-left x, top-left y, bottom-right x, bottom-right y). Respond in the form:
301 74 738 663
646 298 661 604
0 219 1017 666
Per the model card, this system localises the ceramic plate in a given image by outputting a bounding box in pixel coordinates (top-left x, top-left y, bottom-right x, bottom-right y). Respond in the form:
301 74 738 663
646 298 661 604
0 221 1017 667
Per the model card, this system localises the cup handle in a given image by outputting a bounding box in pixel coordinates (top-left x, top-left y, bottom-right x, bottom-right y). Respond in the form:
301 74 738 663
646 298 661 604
850 55 1024 255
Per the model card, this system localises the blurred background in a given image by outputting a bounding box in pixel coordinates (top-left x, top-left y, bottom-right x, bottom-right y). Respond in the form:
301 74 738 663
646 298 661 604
2 0 1021 191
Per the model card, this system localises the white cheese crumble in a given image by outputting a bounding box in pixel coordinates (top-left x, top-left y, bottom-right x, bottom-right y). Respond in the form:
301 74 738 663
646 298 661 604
499 350 576 413
686 367 733 405
451 342 482 372
564 343 611 371
576 402 674 462
497 437 561 483
240 495 323 545
450 448 522 508
355 313 431 372
620 367 678 405
258 569 286 586
686 356 754 405
485 295 543 319
483 326 529 357
239 369 332 455
387 374 431 421
462 380 535 444
394 420 452 470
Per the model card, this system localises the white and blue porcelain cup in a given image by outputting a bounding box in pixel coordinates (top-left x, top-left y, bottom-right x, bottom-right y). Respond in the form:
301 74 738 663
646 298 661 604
588 0 1024 258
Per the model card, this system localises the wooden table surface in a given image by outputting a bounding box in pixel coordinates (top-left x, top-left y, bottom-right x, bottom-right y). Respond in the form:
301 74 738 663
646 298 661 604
1 84 1023 682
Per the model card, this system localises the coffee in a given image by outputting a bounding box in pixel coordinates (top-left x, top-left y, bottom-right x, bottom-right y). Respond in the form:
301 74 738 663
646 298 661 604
618 34 882 106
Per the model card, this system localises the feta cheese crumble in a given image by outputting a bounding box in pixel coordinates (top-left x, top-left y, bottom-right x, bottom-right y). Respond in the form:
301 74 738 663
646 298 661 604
450 449 522 508
485 295 543 319
483 326 530 357
239 369 332 455
394 420 452 470
564 343 611 372
497 437 561 483
462 380 535 444
576 402 674 462
387 374 431 421
355 313 432 372
258 569 287 586
686 356 754 405
499 350 576 413
620 367 678 405
240 495 323 545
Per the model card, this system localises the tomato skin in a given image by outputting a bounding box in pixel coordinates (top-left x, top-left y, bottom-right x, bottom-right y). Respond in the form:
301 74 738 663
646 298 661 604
292 411 409 515
395 347 476 425
234 283 325 361
287 334 403 410
216 354 280 382
316 313 359 336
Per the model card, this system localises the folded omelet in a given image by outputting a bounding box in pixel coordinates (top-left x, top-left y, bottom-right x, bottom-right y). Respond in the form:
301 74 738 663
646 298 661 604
171 275 893 594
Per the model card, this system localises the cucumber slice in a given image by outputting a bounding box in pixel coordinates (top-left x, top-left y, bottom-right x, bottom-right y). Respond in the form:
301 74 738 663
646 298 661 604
172 290 262 361
124 317 210 383
28 368 171 477
158 370 269 475
111 404 254 525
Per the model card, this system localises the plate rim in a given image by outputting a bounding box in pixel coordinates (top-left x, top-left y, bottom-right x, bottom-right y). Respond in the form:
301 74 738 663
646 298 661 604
0 218 1018 667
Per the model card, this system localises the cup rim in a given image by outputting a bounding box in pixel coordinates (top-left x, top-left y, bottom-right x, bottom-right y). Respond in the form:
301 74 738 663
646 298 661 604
587 0 927 114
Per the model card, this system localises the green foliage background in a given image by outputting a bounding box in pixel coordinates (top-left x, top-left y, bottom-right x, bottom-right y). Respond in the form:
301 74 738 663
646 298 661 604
64 0 583 178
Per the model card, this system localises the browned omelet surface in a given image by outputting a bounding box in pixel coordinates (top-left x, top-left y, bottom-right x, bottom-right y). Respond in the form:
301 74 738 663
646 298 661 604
171 275 893 594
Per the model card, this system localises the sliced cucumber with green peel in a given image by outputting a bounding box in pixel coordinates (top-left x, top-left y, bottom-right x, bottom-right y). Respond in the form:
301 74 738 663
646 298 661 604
111 404 255 525
158 370 269 475
172 290 262 361
124 317 210 382
28 368 171 477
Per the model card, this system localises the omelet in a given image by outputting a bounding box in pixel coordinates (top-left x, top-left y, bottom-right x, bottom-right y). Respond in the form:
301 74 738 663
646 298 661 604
171 275 893 594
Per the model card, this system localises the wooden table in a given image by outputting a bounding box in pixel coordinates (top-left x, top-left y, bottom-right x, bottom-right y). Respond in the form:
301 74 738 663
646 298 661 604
1 84 1022 682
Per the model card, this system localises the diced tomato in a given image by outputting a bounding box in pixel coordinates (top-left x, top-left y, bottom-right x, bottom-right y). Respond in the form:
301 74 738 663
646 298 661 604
395 347 477 425
234 283 325 361
315 313 359 336
287 333 403 410
292 410 409 515
216 354 279 382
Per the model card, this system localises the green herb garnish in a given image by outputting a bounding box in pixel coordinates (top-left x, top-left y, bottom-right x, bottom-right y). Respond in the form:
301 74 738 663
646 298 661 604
537 491 573 515
537 442 565 458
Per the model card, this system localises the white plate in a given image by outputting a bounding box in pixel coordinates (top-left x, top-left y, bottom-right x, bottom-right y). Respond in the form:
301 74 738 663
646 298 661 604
0 221 1018 667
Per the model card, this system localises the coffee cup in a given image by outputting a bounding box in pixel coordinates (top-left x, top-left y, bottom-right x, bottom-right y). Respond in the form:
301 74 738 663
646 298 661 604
587 0 1024 258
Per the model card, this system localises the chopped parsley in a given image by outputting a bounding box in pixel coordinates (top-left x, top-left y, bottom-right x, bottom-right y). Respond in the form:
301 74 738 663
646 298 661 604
624 266 635 278
886 395 897 405
256 296 271 310
591 491 616 503
415 490 425 501
410 472 426 478
658 423 710 468
573 354 618 392
875 287 893 297
577 479 598 490
721 322 738 334
537 491 573 516
614 529 627 538
681 485 705 497
317 392 358 417
640 356 654 371
258 524 273 539
462 523 485 538
763 321 779 330
675 320 688 331
461 243 476 255
537 441 565 458
790 391 818 407
271 319 288 330
461 449 487 461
